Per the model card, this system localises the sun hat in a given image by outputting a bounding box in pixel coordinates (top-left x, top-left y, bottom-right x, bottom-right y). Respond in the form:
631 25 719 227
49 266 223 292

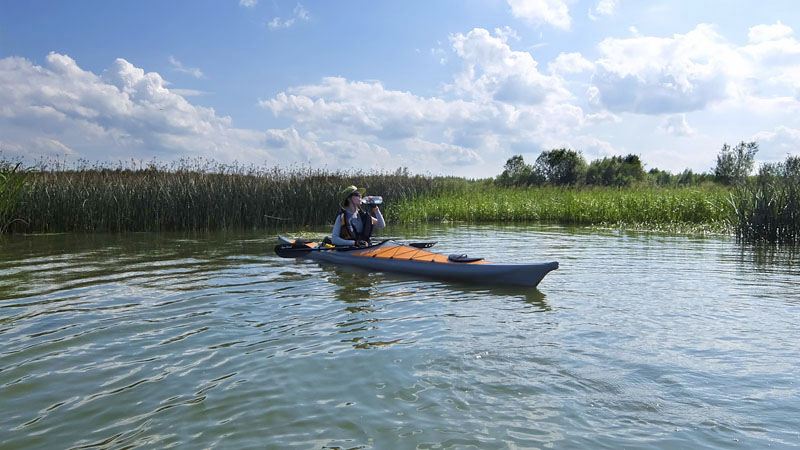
340 185 366 208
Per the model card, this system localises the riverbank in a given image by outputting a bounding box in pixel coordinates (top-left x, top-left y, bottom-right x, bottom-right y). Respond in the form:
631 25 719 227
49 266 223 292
1 160 732 234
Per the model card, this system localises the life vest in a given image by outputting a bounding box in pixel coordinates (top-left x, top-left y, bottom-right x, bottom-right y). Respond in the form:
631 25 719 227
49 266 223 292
338 209 374 244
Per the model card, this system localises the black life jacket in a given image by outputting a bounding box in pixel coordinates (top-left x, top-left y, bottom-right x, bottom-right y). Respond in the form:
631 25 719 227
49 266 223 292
338 209 374 244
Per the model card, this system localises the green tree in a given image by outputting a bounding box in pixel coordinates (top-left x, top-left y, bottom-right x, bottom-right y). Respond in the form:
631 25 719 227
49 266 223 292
534 149 587 186
496 155 534 186
647 168 674 186
585 154 645 187
714 141 758 184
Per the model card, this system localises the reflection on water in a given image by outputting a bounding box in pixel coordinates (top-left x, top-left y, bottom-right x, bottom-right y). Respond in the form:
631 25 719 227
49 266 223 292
1 225 799 449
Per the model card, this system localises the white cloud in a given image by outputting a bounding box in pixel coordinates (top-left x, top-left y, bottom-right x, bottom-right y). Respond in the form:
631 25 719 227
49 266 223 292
0 53 324 164
493 26 520 43
658 113 696 136
585 22 800 117
748 21 793 44
405 138 483 166
321 140 391 167
239 0 257 8
267 3 309 30
168 56 204 79
258 29 601 173
507 0 571 30
168 88 207 97
449 28 572 104
293 3 309 20
588 0 617 20
590 24 750 114
741 22 800 75
548 52 594 75
752 126 800 161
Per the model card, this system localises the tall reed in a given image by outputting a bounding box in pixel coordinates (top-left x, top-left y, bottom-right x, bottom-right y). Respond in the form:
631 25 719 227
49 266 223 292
729 156 800 244
4 158 464 233
0 160 28 233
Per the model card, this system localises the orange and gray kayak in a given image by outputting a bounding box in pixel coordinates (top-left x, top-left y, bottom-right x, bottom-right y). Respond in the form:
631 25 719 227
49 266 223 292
274 236 558 287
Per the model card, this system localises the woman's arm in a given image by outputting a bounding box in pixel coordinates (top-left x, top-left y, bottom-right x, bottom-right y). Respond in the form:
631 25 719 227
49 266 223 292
372 207 386 229
331 214 355 246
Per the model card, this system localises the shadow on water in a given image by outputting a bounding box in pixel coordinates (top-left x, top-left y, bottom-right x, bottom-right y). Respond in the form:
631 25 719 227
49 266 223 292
314 261 550 311
739 243 800 268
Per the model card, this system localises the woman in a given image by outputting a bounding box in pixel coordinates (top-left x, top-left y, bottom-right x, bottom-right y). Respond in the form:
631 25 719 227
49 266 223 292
331 185 385 247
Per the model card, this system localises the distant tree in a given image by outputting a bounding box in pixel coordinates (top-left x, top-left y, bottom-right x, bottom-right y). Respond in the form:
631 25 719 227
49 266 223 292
534 149 587 186
714 141 758 184
496 155 534 186
647 168 674 186
677 169 695 185
585 154 646 187
503 155 529 178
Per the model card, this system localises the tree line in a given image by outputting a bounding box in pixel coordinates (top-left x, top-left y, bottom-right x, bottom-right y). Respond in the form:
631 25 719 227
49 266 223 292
496 142 762 188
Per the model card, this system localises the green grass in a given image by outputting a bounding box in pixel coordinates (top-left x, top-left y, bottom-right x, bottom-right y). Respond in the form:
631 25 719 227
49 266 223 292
392 185 733 232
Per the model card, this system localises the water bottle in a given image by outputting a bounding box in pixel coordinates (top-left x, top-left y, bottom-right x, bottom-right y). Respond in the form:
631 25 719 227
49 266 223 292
363 195 383 207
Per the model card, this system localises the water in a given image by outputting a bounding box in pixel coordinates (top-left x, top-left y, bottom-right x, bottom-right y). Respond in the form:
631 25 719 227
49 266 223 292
1 224 798 449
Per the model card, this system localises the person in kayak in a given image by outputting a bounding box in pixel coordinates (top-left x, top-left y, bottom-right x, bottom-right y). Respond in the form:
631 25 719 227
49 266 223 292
332 185 385 247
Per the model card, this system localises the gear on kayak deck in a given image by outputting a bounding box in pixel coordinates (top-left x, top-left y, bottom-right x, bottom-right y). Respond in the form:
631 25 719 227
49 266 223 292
447 254 484 263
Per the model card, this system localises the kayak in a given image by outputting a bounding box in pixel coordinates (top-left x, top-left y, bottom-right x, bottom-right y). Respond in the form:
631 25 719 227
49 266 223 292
274 236 558 287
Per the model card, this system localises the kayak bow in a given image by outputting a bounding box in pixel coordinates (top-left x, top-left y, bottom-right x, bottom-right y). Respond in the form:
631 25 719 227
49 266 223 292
274 237 558 287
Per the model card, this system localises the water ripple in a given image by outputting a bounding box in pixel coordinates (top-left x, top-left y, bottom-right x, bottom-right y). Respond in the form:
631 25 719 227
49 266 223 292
1 227 799 448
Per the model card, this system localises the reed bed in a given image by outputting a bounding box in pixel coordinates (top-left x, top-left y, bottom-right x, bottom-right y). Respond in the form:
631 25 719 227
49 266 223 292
4 158 465 233
730 156 800 244
2 156 735 235
392 185 733 232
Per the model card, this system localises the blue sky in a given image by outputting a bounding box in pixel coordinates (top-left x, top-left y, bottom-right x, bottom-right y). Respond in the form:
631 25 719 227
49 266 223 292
2 0 800 177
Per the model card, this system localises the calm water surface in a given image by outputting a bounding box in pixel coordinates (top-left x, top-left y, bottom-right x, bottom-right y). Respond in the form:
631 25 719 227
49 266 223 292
1 224 798 449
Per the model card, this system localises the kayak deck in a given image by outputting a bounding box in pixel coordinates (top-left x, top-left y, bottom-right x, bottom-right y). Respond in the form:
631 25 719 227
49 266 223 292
276 238 558 288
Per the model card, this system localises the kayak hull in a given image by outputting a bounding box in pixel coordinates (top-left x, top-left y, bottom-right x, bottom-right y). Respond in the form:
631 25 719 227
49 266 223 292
281 239 557 287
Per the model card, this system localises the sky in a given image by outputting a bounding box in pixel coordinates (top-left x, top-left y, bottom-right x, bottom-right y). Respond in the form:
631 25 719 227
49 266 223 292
2 0 800 178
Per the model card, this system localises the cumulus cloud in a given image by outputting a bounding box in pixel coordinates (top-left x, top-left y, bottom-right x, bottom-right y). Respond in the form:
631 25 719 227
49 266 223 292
587 22 800 115
258 28 600 172
267 3 309 30
590 24 749 114
239 0 257 7
507 0 570 30
588 0 617 20
0 52 325 164
548 52 594 75
449 28 572 104
658 113 696 136
168 56 204 79
748 21 793 44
